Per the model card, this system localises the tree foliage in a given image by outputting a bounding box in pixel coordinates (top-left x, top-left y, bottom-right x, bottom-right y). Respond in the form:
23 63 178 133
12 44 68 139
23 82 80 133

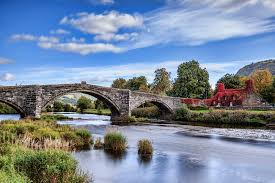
259 77 275 103
250 69 273 93
216 73 242 89
111 78 127 89
170 60 210 98
77 96 92 113
53 101 64 112
151 68 172 95
125 76 149 91
94 99 108 110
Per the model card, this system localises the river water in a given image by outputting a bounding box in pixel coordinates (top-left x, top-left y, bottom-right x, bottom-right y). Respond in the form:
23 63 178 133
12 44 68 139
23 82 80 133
1 113 275 183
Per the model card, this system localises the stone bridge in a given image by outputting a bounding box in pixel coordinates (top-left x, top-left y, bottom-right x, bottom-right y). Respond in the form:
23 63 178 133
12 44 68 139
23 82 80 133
0 82 182 120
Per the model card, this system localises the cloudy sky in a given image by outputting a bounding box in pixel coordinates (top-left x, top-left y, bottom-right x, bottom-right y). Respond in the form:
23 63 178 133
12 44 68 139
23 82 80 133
1 0 275 87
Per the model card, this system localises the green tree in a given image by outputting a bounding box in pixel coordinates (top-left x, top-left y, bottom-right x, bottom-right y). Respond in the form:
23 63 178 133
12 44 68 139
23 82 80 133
170 60 210 98
111 78 127 89
64 104 75 112
151 68 172 95
77 96 92 113
126 76 149 91
94 99 108 110
53 101 64 112
216 74 242 89
259 77 275 103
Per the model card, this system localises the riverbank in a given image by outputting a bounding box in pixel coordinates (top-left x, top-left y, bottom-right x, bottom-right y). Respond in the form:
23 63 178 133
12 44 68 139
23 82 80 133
0 118 92 182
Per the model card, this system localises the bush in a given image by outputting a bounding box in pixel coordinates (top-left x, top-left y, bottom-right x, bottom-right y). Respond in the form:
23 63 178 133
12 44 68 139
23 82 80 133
175 105 191 121
137 139 153 158
0 170 30 183
104 131 127 153
13 149 90 183
132 106 160 118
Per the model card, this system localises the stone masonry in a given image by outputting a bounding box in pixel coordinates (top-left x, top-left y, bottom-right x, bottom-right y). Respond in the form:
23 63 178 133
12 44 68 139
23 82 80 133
0 83 182 120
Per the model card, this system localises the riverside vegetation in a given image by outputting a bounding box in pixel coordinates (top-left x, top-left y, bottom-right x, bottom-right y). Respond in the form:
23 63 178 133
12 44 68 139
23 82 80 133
0 118 93 182
174 105 275 128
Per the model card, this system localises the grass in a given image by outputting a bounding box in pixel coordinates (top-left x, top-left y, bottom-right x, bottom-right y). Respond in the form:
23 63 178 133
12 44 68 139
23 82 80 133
0 118 93 182
93 137 104 149
0 119 93 150
83 109 111 116
0 145 90 183
40 114 72 121
104 130 127 153
137 139 153 158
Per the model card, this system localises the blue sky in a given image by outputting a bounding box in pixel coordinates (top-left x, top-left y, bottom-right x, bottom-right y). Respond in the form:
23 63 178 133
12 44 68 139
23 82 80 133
1 0 275 87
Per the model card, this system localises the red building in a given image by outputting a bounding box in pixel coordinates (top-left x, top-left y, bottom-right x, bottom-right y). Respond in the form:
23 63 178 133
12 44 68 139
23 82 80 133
181 80 265 107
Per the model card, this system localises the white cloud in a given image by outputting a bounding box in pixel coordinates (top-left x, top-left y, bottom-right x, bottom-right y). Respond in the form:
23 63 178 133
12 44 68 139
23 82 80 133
129 0 275 49
60 11 143 37
94 32 138 42
50 29 70 35
37 42 123 55
0 57 13 64
11 34 59 43
11 34 122 55
0 73 15 81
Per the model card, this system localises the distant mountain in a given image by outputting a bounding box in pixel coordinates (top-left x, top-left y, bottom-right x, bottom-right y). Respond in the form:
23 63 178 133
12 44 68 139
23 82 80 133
236 59 275 76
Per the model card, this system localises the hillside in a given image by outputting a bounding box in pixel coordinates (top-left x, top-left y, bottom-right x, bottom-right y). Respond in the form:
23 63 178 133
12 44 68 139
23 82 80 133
236 59 275 76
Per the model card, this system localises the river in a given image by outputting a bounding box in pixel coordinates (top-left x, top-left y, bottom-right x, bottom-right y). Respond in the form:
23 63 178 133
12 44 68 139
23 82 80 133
1 113 275 183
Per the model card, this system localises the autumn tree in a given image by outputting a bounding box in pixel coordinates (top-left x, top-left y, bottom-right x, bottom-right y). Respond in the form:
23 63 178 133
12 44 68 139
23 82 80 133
111 78 127 89
250 69 273 93
169 60 210 98
151 68 172 95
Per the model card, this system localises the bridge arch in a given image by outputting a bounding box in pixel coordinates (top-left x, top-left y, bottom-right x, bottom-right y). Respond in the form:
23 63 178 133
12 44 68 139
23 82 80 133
0 99 26 118
42 89 121 117
131 99 174 116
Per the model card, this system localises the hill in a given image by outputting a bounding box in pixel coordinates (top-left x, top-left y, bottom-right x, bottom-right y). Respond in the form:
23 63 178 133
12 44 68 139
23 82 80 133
236 59 275 76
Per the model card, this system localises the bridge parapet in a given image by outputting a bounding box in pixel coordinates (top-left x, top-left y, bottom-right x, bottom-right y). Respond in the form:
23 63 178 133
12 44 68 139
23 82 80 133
0 83 182 120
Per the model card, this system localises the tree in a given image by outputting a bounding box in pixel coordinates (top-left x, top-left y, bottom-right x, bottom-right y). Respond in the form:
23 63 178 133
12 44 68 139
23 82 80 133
250 69 273 93
77 96 92 113
216 74 242 90
111 78 127 89
94 99 108 110
126 76 149 91
139 84 150 93
64 104 75 112
151 68 172 95
53 101 64 112
259 77 275 103
170 60 210 98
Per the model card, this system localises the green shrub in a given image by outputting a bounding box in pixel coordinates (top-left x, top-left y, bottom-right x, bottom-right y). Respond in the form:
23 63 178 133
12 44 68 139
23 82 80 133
137 139 153 158
175 105 191 121
0 170 30 183
13 149 90 183
104 131 127 153
132 106 160 118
